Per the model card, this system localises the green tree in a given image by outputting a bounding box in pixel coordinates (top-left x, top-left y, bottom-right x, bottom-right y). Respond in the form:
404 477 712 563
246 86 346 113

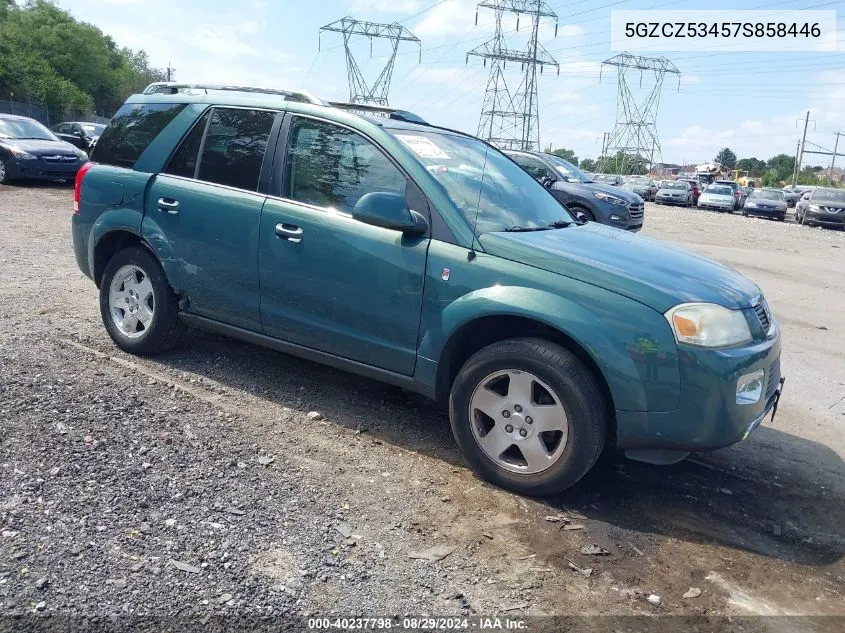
546 146 578 166
765 154 795 183
736 157 766 177
0 0 164 121
715 147 737 169
579 158 596 172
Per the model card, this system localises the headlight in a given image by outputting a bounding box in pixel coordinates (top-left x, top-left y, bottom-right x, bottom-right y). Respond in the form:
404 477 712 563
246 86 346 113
77 151 89 162
593 191 627 206
745 201 757 208
809 205 823 212
665 303 752 347
10 147 36 160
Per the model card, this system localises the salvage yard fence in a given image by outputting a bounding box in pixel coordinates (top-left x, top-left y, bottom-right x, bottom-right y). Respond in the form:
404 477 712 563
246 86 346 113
0 99 111 127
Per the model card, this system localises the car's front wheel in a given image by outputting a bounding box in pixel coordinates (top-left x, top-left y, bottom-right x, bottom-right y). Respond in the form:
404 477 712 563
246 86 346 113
449 338 608 496
0 158 11 185
99 246 186 355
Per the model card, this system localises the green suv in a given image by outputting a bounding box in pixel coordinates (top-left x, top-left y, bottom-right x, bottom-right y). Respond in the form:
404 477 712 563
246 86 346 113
72 83 783 495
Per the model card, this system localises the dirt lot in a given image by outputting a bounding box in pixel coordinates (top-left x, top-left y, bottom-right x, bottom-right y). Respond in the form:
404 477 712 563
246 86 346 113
1 183 844 629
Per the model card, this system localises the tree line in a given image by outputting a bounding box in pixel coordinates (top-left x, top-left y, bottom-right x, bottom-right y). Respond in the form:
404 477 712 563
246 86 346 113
0 0 165 121
546 143 836 187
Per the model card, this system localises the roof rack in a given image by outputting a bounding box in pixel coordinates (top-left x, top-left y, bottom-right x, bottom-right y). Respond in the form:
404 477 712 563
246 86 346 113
328 102 428 125
141 82 326 105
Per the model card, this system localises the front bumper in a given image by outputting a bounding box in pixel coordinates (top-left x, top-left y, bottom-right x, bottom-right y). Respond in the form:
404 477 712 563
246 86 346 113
655 195 687 205
744 205 786 217
617 325 783 452
805 210 845 227
6 156 83 180
698 201 734 211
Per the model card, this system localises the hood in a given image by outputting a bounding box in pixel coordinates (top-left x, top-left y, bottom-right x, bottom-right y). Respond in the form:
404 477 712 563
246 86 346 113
656 188 687 196
0 138 81 155
558 180 642 203
811 199 845 211
745 198 786 209
479 222 760 312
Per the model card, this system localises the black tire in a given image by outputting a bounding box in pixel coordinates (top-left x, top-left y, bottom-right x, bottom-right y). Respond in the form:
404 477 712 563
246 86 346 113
0 158 10 185
570 207 595 223
449 338 608 496
99 246 186 355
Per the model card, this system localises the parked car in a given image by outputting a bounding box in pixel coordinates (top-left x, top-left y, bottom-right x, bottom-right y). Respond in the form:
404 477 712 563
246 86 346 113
795 187 845 228
0 113 89 184
72 83 783 495
714 180 745 210
505 151 644 231
51 121 106 152
742 188 787 221
593 173 624 186
679 178 702 204
622 176 657 201
654 180 693 206
697 184 737 212
781 186 800 208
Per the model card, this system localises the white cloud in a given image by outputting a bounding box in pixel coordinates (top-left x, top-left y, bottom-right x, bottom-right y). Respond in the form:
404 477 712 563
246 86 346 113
414 0 477 38
404 66 464 84
680 74 700 86
558 24 585 37
347 0 422 14
558 60 602 75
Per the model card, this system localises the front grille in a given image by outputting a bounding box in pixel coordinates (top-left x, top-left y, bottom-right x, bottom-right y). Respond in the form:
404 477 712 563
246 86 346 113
628 203 644 219
766 357 781 398
42 155 77 164
753 298 771 334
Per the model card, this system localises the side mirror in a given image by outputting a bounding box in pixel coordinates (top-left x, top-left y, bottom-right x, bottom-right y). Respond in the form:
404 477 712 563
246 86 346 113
73 130 86 138
802 193 810 200
539 175 559 188
352 192 428 236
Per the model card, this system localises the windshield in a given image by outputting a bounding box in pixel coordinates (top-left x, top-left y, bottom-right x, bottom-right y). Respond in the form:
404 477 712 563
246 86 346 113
625 178 651 186
390 130 572 233
814 189 845 203
82 123 106 135
594 174 616 183
542 154 592 183
0 117 58 141
661 182 687 190
749 189 784 201
706 186 733 195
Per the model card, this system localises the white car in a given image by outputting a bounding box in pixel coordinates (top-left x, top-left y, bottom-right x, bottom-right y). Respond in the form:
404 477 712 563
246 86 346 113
698 185 736 212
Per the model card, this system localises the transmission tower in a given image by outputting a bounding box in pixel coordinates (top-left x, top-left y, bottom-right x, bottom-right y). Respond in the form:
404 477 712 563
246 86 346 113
467 1 559 151
597 53 680 175
319 17 421 106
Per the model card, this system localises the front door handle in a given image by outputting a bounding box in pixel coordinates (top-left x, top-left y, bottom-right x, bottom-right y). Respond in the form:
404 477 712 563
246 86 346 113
157 198 180 214
275 223 303 243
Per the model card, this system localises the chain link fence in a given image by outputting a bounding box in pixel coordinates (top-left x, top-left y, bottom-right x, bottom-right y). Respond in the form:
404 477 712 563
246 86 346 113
0 99 111 127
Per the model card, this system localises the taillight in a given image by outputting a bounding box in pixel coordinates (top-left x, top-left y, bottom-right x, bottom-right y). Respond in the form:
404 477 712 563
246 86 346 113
73 162 94 215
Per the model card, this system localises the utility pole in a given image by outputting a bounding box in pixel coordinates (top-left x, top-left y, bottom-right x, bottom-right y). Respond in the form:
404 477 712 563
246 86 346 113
791 139 801 186
166 63 175 82
597 53 680 175
320 17 421 106
828 132 841 186
467 0 560 151
794 111 813 185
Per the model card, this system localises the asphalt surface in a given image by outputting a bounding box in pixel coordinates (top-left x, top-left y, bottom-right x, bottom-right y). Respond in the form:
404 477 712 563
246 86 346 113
1 182 843 631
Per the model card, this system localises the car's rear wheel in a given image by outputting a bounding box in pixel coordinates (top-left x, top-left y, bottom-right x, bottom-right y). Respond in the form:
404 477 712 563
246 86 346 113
449 338 608 496
99 246 186 355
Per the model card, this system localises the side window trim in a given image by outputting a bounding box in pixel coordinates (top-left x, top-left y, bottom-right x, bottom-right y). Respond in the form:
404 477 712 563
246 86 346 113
190 107 215 180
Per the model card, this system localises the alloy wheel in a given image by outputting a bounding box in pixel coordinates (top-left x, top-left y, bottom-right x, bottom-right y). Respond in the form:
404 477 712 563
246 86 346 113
108 264 155 339
468 370 569 474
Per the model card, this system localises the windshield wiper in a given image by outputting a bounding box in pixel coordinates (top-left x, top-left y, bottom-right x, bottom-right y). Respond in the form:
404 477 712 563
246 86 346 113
547 220 572 228
501 225 552 232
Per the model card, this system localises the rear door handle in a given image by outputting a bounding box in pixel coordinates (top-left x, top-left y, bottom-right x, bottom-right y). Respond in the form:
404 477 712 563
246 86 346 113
275 223 303 243
157 198 180 214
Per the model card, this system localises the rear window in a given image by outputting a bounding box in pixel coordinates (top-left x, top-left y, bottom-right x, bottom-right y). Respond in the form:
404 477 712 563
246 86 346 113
91 103 186 168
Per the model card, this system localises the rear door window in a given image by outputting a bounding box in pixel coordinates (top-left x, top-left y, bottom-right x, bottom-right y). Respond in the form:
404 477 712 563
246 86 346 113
164 110 211 179
92 103 186 168
510 154 553 181
196 108 275 191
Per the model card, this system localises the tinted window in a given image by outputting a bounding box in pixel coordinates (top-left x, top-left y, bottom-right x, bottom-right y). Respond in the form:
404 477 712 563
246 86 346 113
196 108 275 191
509 154 552 181
92 103 186 168
286 117 406 213
164 110 211 179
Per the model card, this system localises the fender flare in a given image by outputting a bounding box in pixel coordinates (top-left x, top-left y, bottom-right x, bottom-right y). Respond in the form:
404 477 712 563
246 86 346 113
421 286 650 412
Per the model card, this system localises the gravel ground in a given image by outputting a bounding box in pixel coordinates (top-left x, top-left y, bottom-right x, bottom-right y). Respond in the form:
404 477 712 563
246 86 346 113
1 183 844 630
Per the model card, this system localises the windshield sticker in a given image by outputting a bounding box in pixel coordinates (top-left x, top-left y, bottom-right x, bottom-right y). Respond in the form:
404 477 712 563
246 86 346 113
396 135 450 159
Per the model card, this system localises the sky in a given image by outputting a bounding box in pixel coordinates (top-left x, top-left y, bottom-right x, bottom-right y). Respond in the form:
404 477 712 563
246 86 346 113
56 0 845 168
